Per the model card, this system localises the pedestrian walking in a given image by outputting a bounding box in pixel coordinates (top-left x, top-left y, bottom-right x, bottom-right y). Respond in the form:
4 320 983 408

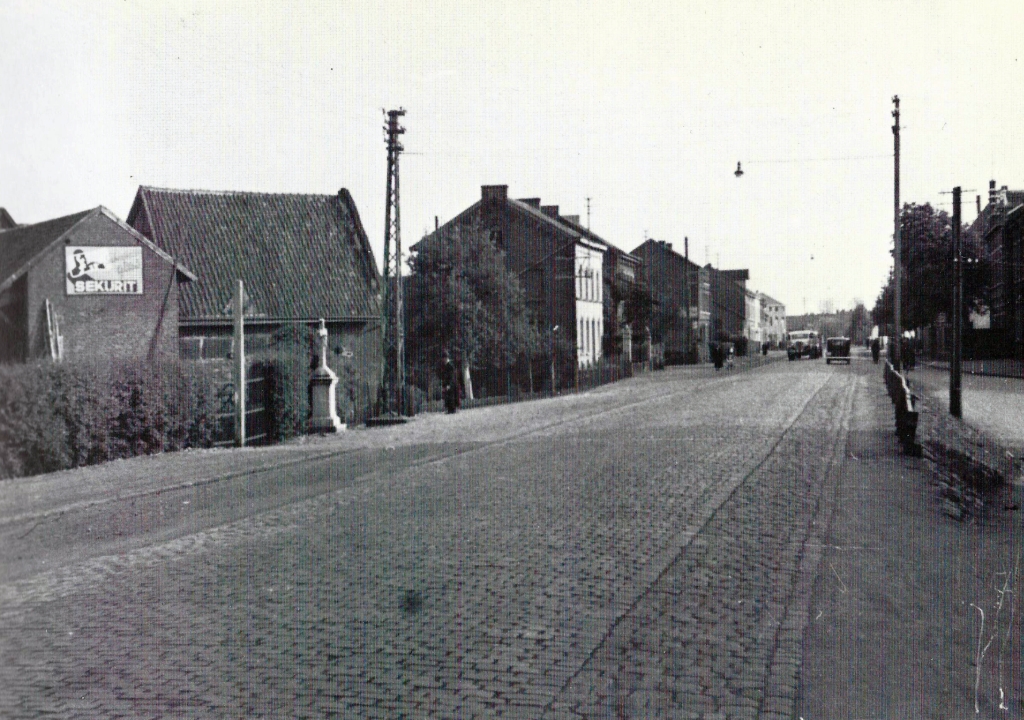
439 350 460 414
871 337 880 364
710 342 724 370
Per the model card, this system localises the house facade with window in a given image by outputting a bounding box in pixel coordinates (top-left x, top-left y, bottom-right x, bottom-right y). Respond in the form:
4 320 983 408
630 239 704 363
744 289 762 346
551 213 641 363
972 180 1024 358
420 185 608 385
758 292 787 347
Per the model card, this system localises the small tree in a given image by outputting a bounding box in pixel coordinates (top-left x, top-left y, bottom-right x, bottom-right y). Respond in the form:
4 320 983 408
407 224 539 399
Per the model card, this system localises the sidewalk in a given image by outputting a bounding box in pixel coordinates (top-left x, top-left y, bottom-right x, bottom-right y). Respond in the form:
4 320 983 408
798 370 1024 719
924 357 1024 379
910 364 1024 480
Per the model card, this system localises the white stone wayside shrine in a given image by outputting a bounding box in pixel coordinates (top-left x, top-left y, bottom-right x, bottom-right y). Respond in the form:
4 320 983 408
308 319 344 433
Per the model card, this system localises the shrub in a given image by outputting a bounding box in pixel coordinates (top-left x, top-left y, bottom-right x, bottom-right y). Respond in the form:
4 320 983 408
251 353 308 442
0 359 221 480
0 362 69 478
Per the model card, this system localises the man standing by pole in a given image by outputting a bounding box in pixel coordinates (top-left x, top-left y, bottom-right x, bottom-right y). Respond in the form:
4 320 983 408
439 349 459 414
950 187 963 418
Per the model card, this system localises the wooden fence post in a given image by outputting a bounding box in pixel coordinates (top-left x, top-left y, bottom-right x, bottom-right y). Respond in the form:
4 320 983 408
234 279 245 447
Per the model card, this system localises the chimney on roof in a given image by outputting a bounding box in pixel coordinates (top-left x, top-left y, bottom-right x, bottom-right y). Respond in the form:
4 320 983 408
1000 186 1009 205
990 180 997 205
563 214 580 225
977 195 981 215
519 198 541 208
541 205 559 218
481 185 508 202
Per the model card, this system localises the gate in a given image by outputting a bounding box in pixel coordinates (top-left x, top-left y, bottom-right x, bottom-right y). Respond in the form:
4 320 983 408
212 366 270 446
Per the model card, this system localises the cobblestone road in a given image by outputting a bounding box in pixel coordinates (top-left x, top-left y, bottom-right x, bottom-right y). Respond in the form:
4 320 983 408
0 360 856 718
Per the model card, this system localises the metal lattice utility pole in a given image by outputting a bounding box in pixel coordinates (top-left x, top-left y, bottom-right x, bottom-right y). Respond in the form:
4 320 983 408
377 108 407 420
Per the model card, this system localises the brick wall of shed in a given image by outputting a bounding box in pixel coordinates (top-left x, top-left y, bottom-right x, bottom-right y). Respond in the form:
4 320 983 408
25 213 179 363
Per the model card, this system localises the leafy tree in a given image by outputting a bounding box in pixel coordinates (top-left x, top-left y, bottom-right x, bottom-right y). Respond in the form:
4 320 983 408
623 282 674 344
847 302 870 344
872 202 988 330
406 224 540 398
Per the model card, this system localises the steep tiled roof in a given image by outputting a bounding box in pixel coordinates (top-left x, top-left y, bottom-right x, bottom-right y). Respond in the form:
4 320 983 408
0 210 93 292
0 207 16 230
128 187 380 321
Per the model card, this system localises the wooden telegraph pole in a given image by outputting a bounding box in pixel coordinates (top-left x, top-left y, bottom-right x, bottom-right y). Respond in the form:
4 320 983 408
234 278 246 447
892 95 902 370
950 187 963 418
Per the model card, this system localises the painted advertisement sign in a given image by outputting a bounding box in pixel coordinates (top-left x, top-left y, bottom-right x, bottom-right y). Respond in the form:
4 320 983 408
65 246 143 294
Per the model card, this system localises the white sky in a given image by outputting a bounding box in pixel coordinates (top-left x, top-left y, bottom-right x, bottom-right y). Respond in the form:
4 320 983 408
2 0 1022 315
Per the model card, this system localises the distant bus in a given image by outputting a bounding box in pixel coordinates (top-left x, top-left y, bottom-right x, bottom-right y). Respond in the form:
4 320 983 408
787 330 822 360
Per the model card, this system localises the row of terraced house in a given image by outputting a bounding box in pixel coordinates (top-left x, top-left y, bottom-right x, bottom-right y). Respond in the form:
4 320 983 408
419 185 786 372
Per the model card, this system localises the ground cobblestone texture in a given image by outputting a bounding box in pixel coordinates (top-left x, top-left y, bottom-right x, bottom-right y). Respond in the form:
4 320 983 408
0 357 949 719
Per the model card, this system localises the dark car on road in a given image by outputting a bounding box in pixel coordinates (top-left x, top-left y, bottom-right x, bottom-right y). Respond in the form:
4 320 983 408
826 336 851 365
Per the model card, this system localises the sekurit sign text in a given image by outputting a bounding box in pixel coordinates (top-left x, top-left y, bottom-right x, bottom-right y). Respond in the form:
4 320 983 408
65 246 143 295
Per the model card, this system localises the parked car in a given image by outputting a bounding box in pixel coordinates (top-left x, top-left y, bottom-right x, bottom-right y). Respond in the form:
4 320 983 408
826 336 852 365
787 330 822 360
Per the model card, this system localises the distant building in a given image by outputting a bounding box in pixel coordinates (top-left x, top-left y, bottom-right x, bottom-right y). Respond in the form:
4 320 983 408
0 207 194 363
744 289 762 345
709 268 750 344
419 185 609 387
758 292 786 347
126 186 382 418
630 239 703 363
971 180 1024 356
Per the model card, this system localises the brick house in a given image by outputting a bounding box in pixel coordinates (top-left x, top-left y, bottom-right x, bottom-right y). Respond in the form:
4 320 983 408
711 268 750 343
0 206 194 363
630 239 704 363
126 186 381 418
972 180 1024 357
418 185 608 389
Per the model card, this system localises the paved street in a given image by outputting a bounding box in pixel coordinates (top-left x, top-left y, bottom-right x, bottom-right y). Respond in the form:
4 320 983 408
1 356 1021 718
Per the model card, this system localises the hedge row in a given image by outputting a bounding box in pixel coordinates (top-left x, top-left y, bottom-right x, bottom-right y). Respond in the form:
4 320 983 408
0 353 315 481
